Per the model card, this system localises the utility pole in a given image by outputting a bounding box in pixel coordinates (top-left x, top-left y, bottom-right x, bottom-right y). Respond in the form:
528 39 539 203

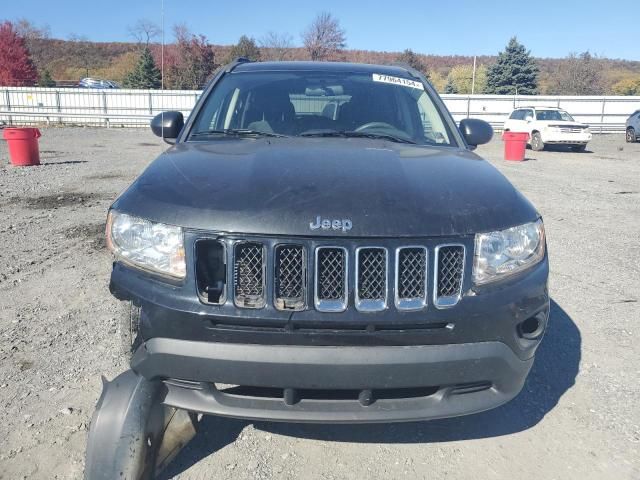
471 55 477 95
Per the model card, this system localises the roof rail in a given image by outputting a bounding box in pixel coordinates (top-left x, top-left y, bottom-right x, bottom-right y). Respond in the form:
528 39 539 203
225 57 252 73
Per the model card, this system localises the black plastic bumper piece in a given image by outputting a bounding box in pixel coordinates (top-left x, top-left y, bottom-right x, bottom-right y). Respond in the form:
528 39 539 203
132 338 533 423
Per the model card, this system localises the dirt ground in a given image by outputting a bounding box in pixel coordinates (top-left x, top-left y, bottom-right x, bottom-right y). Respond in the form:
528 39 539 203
0 128 638 479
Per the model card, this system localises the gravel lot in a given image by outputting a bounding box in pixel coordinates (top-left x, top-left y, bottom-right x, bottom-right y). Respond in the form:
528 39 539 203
0 128 638 479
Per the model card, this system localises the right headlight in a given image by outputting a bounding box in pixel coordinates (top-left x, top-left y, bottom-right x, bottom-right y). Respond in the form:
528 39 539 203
106 210 186 279
472 219 545 285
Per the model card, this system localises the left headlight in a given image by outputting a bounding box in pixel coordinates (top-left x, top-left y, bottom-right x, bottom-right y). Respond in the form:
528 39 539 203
472 219 545 285
106 210 186 279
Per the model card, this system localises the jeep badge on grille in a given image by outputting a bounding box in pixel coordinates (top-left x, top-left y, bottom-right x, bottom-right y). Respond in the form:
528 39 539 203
310 216 353 233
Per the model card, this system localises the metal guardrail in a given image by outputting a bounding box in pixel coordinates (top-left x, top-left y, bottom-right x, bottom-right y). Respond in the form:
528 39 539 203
1 87 639 132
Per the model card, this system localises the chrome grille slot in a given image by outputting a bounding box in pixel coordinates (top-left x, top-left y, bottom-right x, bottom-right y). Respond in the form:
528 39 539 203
275 245 306 311
355 247 387 312
233 242 266 308
434 244 465 308
395 247 427 310
315 247 348 312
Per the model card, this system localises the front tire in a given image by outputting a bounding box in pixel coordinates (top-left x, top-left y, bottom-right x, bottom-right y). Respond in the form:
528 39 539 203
571 144 587 152
627 128 636 143
531 132 545 151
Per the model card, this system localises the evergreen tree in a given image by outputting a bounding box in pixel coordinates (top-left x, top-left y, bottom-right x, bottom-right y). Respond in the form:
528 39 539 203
396 49 429 79
444 77 458 94
227 35 261 62
485 37 538 95
38 69 56 87
123 47 161 89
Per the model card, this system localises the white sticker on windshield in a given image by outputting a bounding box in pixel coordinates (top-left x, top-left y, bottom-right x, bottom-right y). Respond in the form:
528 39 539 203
372 73 424 90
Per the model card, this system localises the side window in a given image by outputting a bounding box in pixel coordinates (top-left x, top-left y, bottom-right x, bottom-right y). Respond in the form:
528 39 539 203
524 109 534 120
509 110 521 120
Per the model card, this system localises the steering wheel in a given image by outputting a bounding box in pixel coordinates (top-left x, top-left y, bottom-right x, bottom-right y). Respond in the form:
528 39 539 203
354 122 396 132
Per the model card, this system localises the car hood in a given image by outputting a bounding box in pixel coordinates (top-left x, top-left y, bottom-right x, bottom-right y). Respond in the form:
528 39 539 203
537 120 588 127
112 138 539 237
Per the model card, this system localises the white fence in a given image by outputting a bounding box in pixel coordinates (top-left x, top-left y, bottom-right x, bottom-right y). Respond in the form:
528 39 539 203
1 86 639 133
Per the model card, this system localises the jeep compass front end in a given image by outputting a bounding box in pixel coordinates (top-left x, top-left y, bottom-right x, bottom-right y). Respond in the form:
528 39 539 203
107 60 549 423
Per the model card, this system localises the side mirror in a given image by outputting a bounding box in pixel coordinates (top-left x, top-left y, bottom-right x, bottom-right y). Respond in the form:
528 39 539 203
459 118 493 148
525 116 534 122
151 111 184 144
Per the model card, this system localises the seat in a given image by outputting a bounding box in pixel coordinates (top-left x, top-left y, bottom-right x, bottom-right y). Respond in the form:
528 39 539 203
245 91 295 134
338 91 398 131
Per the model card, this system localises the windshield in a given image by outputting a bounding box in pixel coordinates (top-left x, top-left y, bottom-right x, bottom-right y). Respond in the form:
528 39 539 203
536 109 575 121
190 71 456 146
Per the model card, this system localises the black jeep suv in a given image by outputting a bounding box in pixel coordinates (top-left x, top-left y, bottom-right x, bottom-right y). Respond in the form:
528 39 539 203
106 60 549 423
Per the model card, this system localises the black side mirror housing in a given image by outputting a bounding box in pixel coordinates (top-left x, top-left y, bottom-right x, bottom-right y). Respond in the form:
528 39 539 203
459 118 494 149
151 111 184 144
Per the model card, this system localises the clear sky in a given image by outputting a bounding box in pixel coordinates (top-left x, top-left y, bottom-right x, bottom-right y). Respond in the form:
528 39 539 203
2 0 637 60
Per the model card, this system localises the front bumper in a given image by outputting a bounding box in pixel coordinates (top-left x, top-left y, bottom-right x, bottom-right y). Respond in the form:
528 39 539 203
132 339 533 423
541 131 591 144
113 238 549 423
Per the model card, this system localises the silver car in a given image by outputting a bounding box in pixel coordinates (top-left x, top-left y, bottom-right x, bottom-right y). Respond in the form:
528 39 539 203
78 78 120 89
626 110 640 143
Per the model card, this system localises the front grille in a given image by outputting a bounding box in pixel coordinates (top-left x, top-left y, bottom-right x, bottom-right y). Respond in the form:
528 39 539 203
233 242 265 308
315 247 347 312
435 245 465 308
201 238 467 313
355 248 387 311
395 247 427 310
274 245 306 311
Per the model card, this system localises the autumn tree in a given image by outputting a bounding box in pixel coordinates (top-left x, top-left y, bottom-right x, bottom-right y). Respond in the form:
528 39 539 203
446 64 488 94
0 21 38 86
302 12 346 61
127 19 161 46
226 35 261 62
67 34 102 78
612 76 640 95
13 18 50 71
165 25 216 89
395 49 429 78
485 37 538 95
259 32 293 61
549 51 603 95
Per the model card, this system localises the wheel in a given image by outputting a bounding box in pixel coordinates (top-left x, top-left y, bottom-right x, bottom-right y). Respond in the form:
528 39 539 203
627 127 636 143
118 301 142 361
571 144 587 152
531 132 545 151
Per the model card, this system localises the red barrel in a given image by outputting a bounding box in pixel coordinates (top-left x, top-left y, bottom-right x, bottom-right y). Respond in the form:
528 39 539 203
502 131 529 162
2 128 42 166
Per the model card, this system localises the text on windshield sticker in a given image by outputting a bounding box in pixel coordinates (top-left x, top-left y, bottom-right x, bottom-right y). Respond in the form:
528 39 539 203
372 73 424 90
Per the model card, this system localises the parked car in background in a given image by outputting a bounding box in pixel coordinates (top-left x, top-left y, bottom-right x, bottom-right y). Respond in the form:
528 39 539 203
77 78 120 89
503 106 591 152
626 110 640 143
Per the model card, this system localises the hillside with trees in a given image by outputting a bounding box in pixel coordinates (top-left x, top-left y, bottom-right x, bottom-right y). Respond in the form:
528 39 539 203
2 16 640 95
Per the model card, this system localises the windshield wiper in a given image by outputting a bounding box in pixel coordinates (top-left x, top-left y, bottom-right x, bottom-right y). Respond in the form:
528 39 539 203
299 130 416 144
190 128 287 138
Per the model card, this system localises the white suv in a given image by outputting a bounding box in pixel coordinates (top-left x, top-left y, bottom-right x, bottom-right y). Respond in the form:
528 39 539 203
503 107 592 152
